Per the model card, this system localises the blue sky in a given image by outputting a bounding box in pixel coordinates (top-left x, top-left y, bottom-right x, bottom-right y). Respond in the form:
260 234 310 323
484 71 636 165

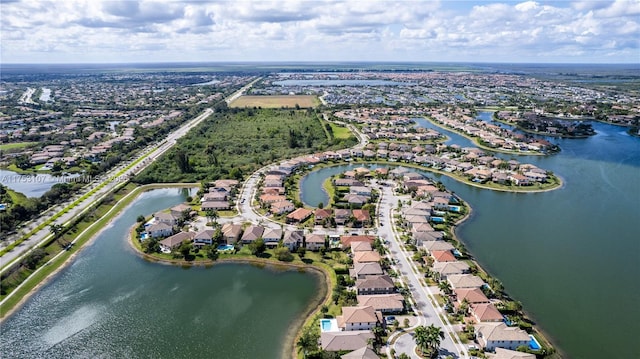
1 0 638 63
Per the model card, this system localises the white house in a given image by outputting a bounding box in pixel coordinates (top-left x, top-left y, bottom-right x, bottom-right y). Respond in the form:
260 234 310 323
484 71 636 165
337 306 383 331
476 323 530 351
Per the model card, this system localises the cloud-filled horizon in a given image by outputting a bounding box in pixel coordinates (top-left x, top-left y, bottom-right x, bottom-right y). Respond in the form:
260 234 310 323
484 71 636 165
1 0 638 64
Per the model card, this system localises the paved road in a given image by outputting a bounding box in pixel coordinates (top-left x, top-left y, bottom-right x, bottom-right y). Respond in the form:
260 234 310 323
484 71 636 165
378 183 469 359
0 109 213 273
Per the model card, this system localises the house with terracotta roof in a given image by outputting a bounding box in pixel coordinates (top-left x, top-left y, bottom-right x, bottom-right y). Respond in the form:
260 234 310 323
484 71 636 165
286 208 313 224
340 235 375 249
351 209 371 227
270 200 295 215
353 251 381 263
357 294 404 313
305 233 326 251
314 208 333 225
471 303 504 322
350 241 372 253
454 288 490 305
475 322 530 351
431 250 457 263
337 306 383 331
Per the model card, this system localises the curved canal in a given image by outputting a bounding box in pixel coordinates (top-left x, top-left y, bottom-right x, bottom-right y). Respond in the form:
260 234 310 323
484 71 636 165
300 118 639 359
0 188 322 359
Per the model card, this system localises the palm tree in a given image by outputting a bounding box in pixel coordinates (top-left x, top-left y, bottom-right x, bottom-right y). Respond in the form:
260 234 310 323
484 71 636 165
413 325 429 355
438 280 452 295
425 324 445 358
205 209 219 225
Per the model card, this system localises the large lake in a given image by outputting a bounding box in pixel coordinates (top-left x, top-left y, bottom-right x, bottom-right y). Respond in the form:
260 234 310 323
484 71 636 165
0 188 322 359
0 169 80 198
300 117 640 359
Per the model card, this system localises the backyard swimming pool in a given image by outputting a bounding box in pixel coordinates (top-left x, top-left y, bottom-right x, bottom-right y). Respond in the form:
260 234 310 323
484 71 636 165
529 335 541 350
320 318 339 332
217 244 235 251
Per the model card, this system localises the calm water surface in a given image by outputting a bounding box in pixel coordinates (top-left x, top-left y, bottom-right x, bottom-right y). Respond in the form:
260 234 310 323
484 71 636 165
0 169 80 198
300 119 639 359
0 188 321 359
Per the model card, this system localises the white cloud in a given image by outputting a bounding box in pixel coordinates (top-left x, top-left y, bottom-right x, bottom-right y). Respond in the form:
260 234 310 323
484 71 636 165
0 0 637 63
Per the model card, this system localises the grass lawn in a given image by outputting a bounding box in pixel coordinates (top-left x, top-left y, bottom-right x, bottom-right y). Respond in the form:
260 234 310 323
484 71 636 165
0 142 38 151
230 95 320 108
328 123 355 140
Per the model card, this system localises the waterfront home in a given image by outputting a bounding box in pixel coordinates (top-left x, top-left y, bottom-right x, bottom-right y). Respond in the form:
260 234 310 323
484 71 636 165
487 348 535 359
350 186 372 197
357 294 404 313
350 262 383 279
423 240 455 252
283 230 303 251
221 223 242 244
413 231 444 245
193 229 215 247
286 208 313 224
448 274 486 289
351 209 371 227
334 178 363 187
341 347 379 359
159 231 195 252
170 203 192 218
335 209 352 225
475 322 530 351
270 200 295 215
454 288 490 305
262 227 283 247
431 250 457 263
147 222 173 238
240 225 264 244
154 212 179 226
201 200 231 211
471 303 504 322
314 208 333 225
340 235 375 249
344 194 368 206
212 179 239 189
509 174 530 186
202 191 227 202
353 251 381 264
432 261 471 280
320 331 374 352
350 241 372 253
305 233 326 251
337 306 383 331
356 275 395 295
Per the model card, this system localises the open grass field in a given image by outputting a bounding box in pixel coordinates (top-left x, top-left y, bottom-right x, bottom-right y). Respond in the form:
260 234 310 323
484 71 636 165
328 122 354 140
0 142 38 151
230 95 320 109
